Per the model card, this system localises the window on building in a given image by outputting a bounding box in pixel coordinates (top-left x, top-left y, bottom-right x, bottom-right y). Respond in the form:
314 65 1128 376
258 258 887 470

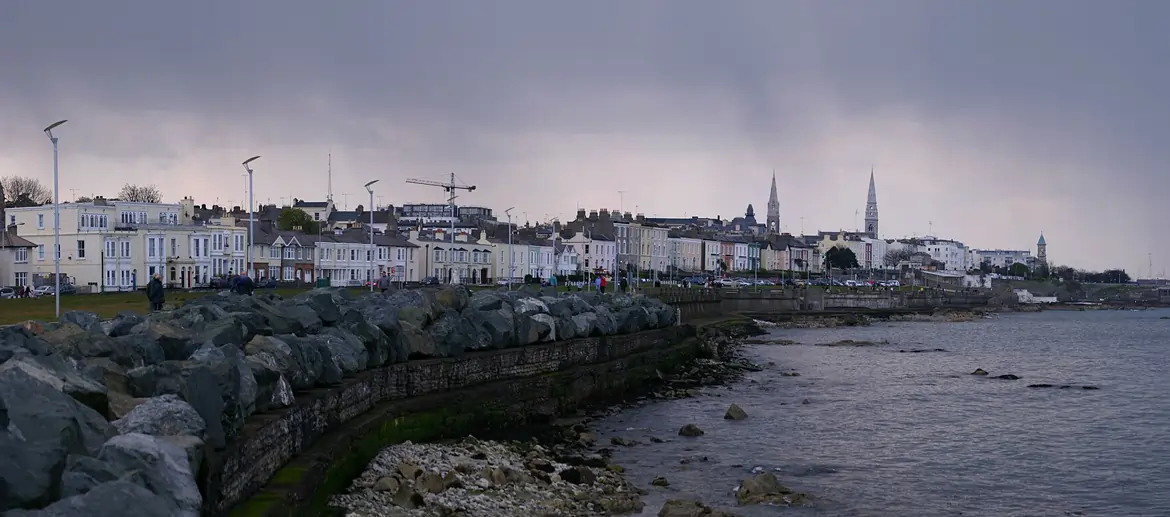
148 238 156 258
367 250 372 261
284 246 295 259
283 267 294 281
14 272 28 286
121 241 131 258
37 214 44 229
170 238 177 257
76 240 85 259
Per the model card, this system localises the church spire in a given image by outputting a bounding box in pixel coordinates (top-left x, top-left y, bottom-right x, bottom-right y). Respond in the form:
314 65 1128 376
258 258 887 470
864 167 879 238
766 170 780 235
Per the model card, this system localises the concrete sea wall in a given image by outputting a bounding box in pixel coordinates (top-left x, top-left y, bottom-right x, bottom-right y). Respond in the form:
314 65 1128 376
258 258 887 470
215 325 697 516
648 286 991 321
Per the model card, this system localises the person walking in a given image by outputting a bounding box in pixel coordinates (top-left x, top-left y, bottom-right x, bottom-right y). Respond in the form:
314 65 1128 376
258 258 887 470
377 273 392 293
146 273 165 311
235 272 255 296
600 275 607 294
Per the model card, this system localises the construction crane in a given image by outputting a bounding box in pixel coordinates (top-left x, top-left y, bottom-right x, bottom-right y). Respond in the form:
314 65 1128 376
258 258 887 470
405 173 477 284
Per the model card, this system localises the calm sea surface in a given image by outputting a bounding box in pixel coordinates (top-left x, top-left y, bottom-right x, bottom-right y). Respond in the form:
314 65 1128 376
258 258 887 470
593 310 1170 517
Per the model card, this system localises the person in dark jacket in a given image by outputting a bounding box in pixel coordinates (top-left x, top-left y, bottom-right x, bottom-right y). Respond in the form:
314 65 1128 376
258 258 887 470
235 273 255 296
146 273 165 311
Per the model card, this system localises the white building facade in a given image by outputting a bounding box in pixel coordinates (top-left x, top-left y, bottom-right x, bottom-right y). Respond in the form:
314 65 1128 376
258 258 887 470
7 200 246 291
733 242 750 271
919 237 968 272
564 233 617 275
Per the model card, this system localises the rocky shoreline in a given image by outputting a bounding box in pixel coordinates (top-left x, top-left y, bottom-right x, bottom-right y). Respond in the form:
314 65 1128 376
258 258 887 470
0 286 680 516
330 320 771 517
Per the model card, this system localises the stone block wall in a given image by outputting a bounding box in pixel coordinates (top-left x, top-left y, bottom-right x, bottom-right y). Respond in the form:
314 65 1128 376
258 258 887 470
210 325 695 516
648 286 991 315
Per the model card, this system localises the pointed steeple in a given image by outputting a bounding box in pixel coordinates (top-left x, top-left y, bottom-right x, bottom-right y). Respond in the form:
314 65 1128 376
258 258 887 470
864 167 879 238
867 168 877 204
766 170 780 235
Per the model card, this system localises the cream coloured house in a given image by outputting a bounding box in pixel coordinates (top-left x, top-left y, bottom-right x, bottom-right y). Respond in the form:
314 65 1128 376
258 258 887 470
7 198 246 290
489 237 527 283
409 229 494 284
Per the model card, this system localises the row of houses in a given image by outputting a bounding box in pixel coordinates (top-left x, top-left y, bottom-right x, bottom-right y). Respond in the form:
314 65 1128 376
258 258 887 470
1 192 1047 290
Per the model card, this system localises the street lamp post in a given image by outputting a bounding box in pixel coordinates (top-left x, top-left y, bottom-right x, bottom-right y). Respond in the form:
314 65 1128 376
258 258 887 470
241 156 260 279
364 180 379 292
505 207 515 291
43 120 67 318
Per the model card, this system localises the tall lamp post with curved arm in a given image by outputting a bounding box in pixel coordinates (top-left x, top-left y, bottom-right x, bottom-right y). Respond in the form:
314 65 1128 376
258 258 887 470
504 207 515 291
241 156 260 278
364 180 379 292
43 119 67 318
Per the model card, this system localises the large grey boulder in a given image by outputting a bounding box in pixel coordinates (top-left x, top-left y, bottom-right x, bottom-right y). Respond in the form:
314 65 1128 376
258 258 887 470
245 335 324 391
273 334 342 386
58 454 144 499
275 302 324 335
101 311 145 338
95 433 201 516
112 334 165 367
424 309 478 357
167 302 230 332
128 321 196 361
247 358 295 412
37 324 141 369
0 326 51 360
430 284 471 312
316 328 371 374
0 354 109 417
2 479 179 517
189 344 258 441
58 311 102 334
292 289 345 325
336 308 404 366
112 394 206 439
191 316 251 349
516 314 553 346
0 368 117 510
125 361 226 449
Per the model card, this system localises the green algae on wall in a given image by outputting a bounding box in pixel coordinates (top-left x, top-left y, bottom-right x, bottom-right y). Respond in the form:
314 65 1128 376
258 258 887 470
224 328 703 517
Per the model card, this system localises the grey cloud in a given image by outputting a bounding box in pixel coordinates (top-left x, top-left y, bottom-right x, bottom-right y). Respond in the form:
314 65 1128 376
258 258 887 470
2 0 1169 273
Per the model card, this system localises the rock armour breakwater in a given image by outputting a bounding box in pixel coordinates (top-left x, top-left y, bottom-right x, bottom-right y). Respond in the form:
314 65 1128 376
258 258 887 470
0 286 680 516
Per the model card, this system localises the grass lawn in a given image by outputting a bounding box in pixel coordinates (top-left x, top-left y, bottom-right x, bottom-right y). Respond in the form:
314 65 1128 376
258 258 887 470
0 288 312 325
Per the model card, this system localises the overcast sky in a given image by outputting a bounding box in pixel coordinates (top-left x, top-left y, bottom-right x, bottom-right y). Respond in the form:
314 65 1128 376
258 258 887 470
2 1 1167 274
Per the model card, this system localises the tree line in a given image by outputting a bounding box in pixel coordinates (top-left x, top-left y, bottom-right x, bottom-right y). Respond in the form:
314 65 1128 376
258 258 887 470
1 175 162 207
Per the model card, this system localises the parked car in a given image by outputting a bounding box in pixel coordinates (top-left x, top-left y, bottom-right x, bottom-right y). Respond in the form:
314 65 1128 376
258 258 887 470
422 276 441 286
257 278 278 289
32 284 76 296
0 287 16 299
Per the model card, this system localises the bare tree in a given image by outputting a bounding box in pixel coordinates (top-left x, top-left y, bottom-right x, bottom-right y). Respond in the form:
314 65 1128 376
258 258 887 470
0 176 52 207
118 184 163 203
75 196 94 203
883 248 915 267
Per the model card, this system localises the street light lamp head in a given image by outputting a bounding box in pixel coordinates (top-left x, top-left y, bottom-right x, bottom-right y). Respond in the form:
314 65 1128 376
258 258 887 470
43 119 67 139
505 207 515 215
364 179 379 193
242 155 261 171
